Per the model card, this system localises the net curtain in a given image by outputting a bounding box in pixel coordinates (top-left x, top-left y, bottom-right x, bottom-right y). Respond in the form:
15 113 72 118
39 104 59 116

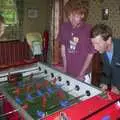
51 0 64 65
14 0 24 40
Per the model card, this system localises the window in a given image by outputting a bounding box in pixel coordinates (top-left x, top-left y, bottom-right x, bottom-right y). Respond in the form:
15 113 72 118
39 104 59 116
0 0 17 25
0 0 25 41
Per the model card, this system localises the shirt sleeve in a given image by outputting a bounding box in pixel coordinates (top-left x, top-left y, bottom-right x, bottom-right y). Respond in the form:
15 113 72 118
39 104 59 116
87 25 97 54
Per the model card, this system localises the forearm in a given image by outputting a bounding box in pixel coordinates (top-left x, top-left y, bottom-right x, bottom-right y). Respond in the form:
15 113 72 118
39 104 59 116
61 45 67 71
79 53 94 76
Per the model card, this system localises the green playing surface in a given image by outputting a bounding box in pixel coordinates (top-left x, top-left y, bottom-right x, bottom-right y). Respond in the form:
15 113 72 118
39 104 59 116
4 75 77 119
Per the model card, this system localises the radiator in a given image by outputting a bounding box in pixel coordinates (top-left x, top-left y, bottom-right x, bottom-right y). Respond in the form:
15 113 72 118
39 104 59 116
0 40 31 66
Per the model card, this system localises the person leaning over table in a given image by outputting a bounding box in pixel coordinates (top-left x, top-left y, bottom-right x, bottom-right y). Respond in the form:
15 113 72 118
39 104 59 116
91 23 120 95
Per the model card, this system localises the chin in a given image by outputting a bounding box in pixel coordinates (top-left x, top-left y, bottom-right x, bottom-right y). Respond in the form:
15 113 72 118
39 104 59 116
99 51 104 54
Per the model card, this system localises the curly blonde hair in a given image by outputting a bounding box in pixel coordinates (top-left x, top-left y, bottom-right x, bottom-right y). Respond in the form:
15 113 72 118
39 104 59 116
64 0 89 20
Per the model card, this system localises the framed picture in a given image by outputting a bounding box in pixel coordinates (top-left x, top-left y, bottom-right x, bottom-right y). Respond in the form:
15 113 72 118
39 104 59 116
102 8 109 20
27 8 39 18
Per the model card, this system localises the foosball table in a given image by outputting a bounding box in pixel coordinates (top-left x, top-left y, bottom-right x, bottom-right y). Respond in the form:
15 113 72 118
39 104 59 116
0 60 120 120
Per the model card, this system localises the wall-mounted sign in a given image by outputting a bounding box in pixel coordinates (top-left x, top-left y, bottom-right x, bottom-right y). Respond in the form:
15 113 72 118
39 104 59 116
27 8 39 18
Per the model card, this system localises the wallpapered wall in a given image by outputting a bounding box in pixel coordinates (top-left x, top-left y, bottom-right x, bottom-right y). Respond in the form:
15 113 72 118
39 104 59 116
24 0 50 35
64 0 120 38
87 0 120 38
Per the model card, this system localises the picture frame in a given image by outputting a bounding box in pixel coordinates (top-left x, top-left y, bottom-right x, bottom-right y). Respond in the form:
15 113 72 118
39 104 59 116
102 8 109 20
27 8 39 18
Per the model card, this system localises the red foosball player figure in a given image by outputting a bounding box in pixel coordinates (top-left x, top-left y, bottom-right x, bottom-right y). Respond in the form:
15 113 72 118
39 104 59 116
25 85 32 93
42 80 49 88
13 88 20 96
41 95 47 111
25 85 34 101
56 90 70 108
56 90 66 100
13 88 23 105
36 83 44 97
36 83 42 90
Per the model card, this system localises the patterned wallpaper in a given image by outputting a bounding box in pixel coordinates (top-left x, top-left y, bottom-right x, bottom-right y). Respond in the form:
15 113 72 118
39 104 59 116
87 0 120 38
64 0 120 38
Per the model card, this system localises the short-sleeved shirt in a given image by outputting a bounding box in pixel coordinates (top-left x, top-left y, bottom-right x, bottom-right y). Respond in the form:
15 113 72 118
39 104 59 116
58 21 95 77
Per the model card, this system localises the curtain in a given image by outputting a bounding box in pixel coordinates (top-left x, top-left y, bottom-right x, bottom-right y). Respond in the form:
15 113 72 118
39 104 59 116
50 0 64 65
14 0 24 40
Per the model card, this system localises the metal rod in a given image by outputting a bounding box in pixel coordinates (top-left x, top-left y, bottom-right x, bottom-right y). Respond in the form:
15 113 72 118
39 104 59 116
0 108 20 118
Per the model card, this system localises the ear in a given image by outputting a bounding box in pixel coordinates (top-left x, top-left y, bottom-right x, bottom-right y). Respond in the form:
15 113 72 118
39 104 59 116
81 14 85 19
106 37 112 44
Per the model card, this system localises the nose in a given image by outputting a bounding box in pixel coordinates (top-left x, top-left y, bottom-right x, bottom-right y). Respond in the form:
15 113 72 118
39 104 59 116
93 44 98 51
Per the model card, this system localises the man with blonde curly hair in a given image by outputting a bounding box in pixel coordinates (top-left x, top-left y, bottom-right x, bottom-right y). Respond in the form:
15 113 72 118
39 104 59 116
91 24 120 94
58 0 95 83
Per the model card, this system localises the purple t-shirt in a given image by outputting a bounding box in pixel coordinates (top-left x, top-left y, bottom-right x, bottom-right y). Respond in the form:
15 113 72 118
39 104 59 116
58 21 95 77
